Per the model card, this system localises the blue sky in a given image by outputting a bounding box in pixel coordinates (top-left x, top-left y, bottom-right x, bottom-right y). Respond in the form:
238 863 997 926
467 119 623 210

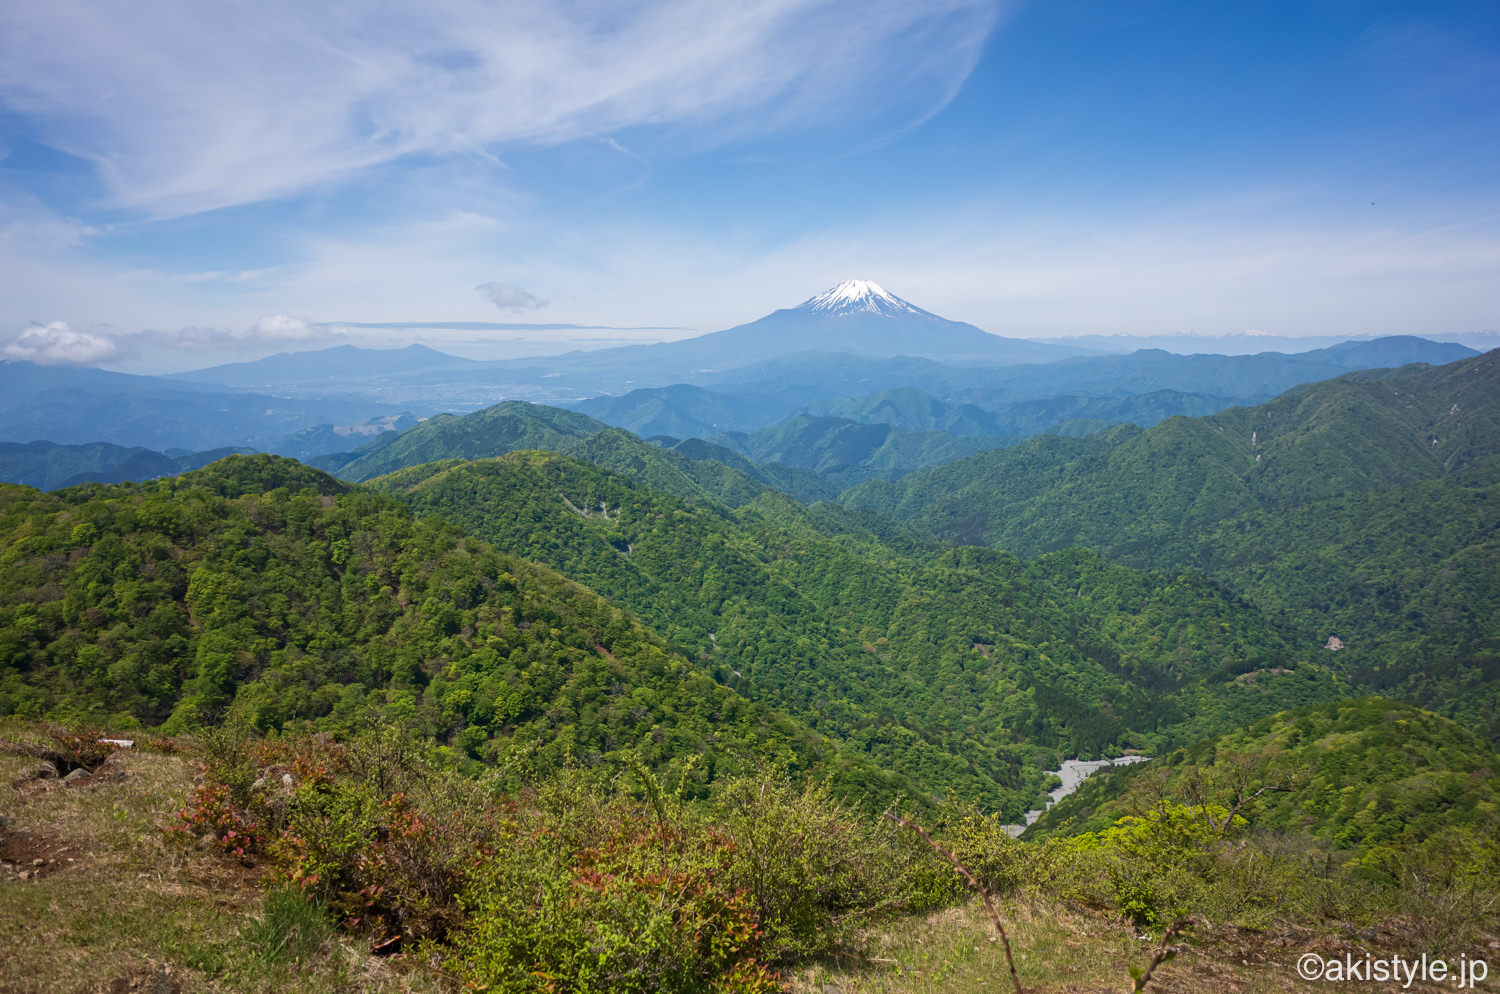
1 0 1497 369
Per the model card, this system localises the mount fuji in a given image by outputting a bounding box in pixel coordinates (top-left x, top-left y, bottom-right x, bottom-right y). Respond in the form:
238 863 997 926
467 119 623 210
487 280 1082 394
666 279 1077 368
154 282 1092 408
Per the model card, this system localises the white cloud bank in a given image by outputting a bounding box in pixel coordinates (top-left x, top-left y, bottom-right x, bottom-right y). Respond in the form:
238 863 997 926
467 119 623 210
3 321 120 365
251 313 316 342
2 312 345 367
0 0 1002 217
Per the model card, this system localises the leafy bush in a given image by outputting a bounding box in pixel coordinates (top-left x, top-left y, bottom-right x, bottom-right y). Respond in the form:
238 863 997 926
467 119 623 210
934 805 1029 898
167 727 932 990
711 774 926 962
170 778 263 859
454 768 926 991
455 777 778 993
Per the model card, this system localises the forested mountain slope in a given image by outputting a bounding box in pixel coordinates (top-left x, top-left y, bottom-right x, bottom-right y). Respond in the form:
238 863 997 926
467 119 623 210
0 455 901 797
374 451 1345 814
1032 697 1500 861
326 402 608 482
842 350 1500 550
324 399 836 505
842 352 1500 738
710 414 1019 488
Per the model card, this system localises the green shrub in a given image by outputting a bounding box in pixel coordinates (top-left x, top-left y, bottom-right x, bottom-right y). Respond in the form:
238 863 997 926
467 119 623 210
937 806 1029 897
712 775 924 962
171 728 943 991
453 772 779 994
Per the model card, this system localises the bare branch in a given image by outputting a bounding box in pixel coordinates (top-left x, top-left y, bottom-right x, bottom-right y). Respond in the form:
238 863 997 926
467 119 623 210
1131 919 1191 992
884 810 1024 994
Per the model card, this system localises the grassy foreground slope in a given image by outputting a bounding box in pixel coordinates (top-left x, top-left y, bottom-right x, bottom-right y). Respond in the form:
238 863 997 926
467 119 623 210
5 705 1496 994
0 728 452 994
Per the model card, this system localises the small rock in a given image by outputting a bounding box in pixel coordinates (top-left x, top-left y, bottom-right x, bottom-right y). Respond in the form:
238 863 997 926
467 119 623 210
17 870 30 881
62 767 89 785
31 859 44 867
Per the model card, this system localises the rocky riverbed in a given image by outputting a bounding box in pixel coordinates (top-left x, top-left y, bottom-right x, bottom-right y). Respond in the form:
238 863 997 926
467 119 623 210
1002 756 1150 837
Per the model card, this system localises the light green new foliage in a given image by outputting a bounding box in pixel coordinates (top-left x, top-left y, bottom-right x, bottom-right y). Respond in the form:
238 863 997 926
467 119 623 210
452 770 930 993
709 774 931 963
1070 802 1240 929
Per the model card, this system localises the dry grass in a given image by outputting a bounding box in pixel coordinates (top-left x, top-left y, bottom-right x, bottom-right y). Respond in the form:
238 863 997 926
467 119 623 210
0 725 451 994
786 897 1483 994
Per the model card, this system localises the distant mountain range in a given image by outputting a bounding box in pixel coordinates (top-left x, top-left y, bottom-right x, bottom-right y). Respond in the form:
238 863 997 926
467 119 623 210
1034 329 1500 356
0 440 252 490
626 279 1084 368
0 279 1482 480
168 343 473 390
146 282 1095 407
0 361 409 452
569 336 1479 482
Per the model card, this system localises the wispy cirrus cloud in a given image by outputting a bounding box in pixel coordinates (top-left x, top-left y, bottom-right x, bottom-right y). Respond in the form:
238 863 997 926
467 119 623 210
0 0 1003 218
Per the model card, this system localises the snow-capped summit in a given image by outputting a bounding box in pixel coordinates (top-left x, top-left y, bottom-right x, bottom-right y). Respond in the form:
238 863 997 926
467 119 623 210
800 280 919 317
651 277 1078 369
493 278 1085 390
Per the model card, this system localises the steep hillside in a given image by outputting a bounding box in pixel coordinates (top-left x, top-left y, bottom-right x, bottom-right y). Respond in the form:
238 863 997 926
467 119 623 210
574 383 801 438
1032 697 1500 860
804 386 1230 437
844 351 1500 550
326 399 836 508
374 451 1345 814
714 414 1018 487
0 455 874 793
842 352 1500 737
330 402 608 482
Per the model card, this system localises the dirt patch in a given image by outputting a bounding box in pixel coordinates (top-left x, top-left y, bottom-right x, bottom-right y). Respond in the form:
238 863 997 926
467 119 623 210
93 966 182 994
11 759 59 790
0 825 84 879
9 748 131 797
